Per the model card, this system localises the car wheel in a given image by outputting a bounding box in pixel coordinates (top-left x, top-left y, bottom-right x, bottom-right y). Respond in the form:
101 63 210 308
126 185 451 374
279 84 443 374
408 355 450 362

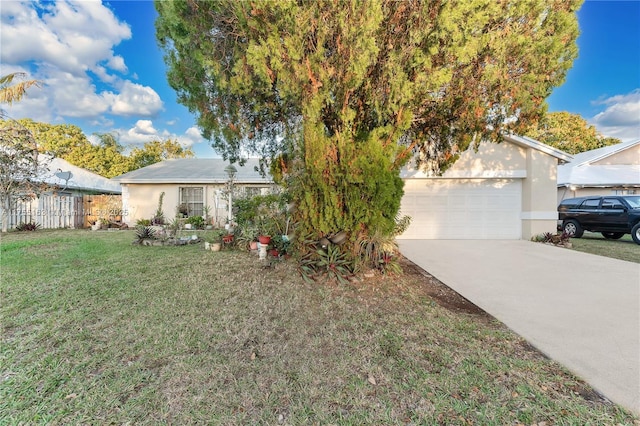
562 220 584 238
601 232 625 240
632 223 640 245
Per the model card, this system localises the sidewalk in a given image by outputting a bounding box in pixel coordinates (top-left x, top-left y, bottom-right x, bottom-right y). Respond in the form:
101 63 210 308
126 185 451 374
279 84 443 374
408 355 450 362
398 239 640 414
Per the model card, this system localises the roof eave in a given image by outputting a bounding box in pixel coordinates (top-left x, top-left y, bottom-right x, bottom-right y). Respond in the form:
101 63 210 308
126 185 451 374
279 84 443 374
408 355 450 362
575 140 640 167
558 183 640 188
114 179 273 185
504 134 574 163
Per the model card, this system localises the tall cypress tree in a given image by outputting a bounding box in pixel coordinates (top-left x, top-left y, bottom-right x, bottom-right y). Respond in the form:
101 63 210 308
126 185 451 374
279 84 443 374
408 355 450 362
156 0 581 254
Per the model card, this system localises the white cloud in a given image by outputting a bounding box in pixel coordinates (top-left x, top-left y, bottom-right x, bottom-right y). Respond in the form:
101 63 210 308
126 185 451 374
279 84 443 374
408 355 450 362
590 89 640 142
0 1 163 123
108 55 127 73
1 1 131 77
133 120 157 135
111 81 163 116
116 122 206 149
185 126 204 141
175 126 207 148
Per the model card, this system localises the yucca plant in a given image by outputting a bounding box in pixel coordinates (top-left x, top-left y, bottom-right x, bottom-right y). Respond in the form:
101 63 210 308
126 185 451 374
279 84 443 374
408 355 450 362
135 225 156 242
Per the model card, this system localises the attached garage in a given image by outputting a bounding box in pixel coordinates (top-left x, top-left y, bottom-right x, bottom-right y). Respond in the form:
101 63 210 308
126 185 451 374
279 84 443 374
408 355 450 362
398 135 573 240
401 179 522 239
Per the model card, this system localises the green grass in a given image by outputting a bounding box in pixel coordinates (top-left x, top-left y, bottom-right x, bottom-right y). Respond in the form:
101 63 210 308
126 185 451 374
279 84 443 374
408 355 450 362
1 230 637 425
570 231 640 263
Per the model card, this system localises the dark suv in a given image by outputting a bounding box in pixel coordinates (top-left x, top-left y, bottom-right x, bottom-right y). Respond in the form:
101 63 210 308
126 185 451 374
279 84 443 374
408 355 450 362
558 195 640 244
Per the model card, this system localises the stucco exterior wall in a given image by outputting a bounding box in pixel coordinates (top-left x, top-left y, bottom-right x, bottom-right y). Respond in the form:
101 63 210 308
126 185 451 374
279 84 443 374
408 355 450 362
447 141 559 239
401 139 562 240
121 182 277 226
122 183 229 226
442 140 527 177
520 148 559 239
592 144 640 165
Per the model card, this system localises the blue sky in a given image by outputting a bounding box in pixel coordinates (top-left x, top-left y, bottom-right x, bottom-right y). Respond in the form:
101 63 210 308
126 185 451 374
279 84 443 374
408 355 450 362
1 0 638 158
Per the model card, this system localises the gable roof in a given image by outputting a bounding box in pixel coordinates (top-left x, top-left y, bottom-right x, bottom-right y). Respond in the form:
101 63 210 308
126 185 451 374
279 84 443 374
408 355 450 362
557 139 640 188
43 156 121 194
112 158 273 184
568 139 640 167
503 134 573 163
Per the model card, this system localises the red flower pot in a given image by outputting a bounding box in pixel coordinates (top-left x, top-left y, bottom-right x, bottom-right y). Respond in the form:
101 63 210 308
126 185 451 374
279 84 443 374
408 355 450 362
258 235 271 245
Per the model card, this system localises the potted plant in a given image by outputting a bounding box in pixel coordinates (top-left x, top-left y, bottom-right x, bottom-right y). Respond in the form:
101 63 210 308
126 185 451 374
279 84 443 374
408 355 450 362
257 215 278 245
208 228 226 251
271 234 290 257
177 204 189 218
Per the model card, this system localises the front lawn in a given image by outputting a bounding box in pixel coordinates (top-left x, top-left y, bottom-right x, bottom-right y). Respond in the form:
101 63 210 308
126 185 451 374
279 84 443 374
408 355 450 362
1 230 636 424
570 232 640 263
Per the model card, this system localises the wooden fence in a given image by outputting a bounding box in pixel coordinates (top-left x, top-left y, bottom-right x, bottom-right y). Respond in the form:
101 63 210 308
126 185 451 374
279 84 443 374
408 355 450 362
3 193 122 230
82 195 123 228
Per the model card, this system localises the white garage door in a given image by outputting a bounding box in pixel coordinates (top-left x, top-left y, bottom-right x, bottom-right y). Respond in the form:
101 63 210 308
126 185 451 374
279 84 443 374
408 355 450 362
398 179 522 239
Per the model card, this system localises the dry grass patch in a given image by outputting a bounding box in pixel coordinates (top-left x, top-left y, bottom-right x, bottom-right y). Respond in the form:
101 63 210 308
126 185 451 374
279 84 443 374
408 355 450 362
1 230 637 425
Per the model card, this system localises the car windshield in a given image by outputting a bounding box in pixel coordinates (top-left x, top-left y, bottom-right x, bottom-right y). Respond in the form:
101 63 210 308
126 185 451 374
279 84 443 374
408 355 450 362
625 196 640 209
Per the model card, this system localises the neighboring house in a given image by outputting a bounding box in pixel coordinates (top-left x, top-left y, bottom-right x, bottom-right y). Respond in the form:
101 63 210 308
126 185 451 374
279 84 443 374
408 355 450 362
112 158 276 227
397 134 572 240
557 139 640 203
2 156 122 230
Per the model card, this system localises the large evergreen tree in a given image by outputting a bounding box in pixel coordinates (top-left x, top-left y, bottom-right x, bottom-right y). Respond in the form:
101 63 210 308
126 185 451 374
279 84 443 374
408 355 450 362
156 0 581 255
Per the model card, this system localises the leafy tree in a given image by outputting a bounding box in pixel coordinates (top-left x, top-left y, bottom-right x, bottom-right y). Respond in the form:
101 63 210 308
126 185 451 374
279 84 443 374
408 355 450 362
0 122 50 232
129 139 194 170
0 120 194 178
156 0 580 261
0 73 44 232
524 111 620 154
2 118 92 157
63 132 133 178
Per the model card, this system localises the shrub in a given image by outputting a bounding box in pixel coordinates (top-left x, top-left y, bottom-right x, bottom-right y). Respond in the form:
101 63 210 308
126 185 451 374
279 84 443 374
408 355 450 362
357 231 401 274
186 215 205 229
531 231 571 245
15 222 40 231
136 218 152 226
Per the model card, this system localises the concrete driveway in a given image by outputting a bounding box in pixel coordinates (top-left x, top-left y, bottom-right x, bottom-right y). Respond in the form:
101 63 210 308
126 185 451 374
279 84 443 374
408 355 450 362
398 239 640 415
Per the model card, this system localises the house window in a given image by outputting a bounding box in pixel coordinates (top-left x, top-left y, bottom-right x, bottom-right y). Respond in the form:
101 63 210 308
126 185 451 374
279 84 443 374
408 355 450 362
243 186 272 197
613 189 637 195
179 187 203 217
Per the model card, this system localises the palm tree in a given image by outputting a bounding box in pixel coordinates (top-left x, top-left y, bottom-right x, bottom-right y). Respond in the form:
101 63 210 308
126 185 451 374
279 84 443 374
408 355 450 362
0 72 40 110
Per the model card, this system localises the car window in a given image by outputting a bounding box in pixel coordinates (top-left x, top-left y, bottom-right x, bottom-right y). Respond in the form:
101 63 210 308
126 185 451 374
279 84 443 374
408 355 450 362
602 198 624 209
580 199 600 208
625 196 640 209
